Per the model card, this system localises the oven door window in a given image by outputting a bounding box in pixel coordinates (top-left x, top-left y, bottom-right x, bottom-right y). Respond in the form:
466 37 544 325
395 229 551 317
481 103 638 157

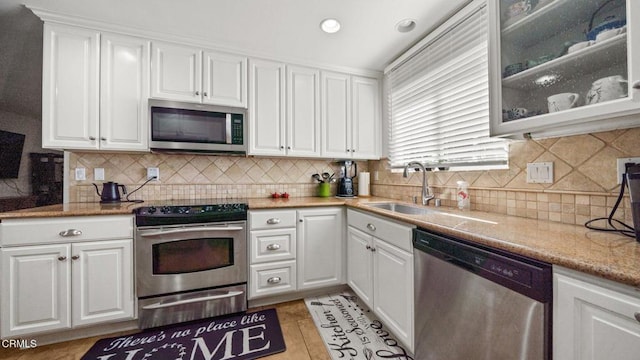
152 238 233 274
151 107 227 144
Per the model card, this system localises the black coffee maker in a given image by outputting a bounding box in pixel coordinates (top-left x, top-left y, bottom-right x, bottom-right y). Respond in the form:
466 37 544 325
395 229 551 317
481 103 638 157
337 161 357 197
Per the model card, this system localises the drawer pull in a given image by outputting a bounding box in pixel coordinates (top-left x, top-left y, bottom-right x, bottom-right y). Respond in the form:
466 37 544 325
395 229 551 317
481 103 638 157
266 244 281 251
366 223 376 231
58 256 67 261
635 312 640 323
59 229 82 237
71 255 80 260
267 277 282 284
366 245 371 250
266 218 281 225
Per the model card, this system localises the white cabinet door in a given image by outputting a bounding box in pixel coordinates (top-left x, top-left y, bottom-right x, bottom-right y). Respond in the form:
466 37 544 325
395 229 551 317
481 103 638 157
100 33 150 151
554 268 640 360
346 226 374 308
286 65 321 157
374 238 414 351
203 51 247 107
151 42 202 102
351 76 380 159
249 59 286 156
297 208 344 290
71 239 134 326
321 71 351 158
42 23 99 150
1 244 71 337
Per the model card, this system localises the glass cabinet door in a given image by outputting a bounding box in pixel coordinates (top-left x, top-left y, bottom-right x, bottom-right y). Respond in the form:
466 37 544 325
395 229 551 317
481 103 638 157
489 0 640 138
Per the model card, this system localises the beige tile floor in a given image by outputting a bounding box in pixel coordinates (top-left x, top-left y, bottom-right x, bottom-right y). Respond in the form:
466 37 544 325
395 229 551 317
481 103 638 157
0 300 331 360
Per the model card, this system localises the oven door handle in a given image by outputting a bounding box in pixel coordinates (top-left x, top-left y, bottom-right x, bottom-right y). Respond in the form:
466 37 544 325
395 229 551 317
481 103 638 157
139 226 244 238
141 290 244 310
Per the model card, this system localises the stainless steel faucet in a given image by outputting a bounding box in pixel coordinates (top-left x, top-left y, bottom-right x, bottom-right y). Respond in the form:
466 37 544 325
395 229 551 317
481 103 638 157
403 161 434 206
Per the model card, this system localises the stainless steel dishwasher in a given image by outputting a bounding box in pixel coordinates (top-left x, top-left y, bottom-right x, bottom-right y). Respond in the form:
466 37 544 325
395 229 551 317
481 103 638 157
413 228 552 360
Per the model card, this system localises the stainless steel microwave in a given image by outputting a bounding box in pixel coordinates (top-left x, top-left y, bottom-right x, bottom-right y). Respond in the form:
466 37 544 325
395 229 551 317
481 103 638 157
148 99 247 155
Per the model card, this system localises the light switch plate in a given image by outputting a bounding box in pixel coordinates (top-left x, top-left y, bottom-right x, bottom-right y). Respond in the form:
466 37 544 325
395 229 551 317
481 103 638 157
526 162 553 184
94 168 105 181
75 168 86 181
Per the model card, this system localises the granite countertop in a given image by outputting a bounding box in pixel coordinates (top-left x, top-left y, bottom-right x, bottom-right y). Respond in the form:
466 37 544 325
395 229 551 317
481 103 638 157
1 196 639 288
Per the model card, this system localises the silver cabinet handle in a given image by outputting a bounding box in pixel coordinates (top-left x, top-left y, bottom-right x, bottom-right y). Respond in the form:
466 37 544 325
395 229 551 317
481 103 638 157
266 244 281 251
71 255 80 260
633 81 640 90
58 256 67 261
346 149 351 152
371 247 376 252
195 91 200 96
366 223 376 231
267 277 281 284
59 229 82 237
203 92 208 97
88 136 96 140
142 291 243 310
100 137 107 141
635 312 640 323
366 245 371 250
266 218 281 225
352 149 355 153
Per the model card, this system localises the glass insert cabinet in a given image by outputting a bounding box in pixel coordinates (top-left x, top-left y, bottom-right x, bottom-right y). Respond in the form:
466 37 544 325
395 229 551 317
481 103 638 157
489 0 640 138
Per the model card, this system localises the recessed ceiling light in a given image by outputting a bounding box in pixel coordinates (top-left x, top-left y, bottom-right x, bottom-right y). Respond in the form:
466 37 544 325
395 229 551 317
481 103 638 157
396 19 416 33
320 18 341 34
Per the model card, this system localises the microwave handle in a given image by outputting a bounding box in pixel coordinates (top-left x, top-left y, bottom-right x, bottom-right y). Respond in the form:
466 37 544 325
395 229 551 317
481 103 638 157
226 113 232 144
139 226 244 238
141 291 244 310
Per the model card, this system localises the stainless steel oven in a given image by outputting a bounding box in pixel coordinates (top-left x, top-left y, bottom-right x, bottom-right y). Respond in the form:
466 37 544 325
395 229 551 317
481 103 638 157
134 202 248 329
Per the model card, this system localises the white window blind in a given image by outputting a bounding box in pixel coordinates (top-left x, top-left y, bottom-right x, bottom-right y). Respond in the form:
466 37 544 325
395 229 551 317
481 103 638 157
386 4 508 169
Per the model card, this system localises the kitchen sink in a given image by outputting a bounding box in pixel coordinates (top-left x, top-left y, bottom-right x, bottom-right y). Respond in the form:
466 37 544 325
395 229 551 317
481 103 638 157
365 202 438 215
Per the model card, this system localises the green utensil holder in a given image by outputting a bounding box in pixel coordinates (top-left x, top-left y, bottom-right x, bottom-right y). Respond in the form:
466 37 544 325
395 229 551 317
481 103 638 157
318 183 331 197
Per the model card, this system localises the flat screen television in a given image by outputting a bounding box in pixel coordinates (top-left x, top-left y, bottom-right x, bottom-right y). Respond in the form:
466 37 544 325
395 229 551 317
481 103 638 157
0 130 26 179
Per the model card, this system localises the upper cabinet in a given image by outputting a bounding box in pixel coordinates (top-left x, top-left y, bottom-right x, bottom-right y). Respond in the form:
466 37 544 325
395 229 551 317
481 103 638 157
489 0 640 138
321 72 380 159
151 41 247 108
42 23 149 151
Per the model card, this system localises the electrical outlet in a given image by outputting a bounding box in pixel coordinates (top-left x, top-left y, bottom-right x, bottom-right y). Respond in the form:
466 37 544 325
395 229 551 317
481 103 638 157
94 168 105 181
75 168 86 181
147 167 160 181
616 157 640 184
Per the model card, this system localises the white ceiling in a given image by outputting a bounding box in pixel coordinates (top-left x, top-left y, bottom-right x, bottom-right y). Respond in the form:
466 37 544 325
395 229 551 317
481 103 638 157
12 0 469 72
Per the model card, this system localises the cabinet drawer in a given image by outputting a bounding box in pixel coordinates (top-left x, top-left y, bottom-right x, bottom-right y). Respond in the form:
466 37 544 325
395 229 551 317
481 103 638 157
251 228 296 264
249 210 296 230
249 261 297 299
0 215 133 246
347 209 414 252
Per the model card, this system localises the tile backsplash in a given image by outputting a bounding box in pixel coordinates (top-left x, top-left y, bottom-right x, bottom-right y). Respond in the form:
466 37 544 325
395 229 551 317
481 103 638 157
69 128 639 226
370 128 640 225
68 153 367 202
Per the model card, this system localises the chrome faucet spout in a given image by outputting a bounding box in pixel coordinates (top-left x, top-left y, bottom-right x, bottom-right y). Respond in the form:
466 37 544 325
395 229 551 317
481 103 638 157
403 161 434 206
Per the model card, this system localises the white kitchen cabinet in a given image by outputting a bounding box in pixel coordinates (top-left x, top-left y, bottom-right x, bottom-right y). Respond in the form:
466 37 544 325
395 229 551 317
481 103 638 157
554 266 640 360
248 209 297 298
489 0 640 139
42 23 99 150
0 215 134 338
42 23 149 151
321 72 380 159
346 209 415 351
249 61 321 157
297 207 344 290
100 33 150 151
151 41 247 107
1 244 71 337
249 59 287 156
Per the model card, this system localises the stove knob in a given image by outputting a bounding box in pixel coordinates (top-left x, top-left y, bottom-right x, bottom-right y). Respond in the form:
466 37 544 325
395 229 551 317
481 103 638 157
148 206 156 214
161 206 171 214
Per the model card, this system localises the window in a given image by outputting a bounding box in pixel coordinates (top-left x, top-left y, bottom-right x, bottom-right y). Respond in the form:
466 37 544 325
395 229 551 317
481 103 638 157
385 2 508 170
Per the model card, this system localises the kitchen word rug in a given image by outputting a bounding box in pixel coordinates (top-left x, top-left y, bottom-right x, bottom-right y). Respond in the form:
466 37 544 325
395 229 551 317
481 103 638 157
305 291 414 360
81 308 285 360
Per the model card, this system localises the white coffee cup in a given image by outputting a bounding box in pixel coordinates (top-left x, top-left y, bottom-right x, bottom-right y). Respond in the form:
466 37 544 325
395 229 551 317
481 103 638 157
586 75 628 105
548 93 579 112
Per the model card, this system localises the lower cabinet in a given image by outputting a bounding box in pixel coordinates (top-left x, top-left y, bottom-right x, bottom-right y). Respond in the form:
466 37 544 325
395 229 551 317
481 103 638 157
0 215 134 338
346 209 415 352
554 266 640 360
248 207 344 299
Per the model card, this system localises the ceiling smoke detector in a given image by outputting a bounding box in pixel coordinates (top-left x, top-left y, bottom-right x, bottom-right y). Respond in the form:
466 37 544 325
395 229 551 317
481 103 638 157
320 18 341 33
396 19 416 33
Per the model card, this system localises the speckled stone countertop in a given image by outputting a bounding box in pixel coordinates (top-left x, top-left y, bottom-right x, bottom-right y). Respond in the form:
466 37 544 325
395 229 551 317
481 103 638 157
2 196 639 288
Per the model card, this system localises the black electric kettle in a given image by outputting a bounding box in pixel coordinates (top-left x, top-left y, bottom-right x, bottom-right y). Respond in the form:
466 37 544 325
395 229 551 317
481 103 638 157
93 181 126 203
